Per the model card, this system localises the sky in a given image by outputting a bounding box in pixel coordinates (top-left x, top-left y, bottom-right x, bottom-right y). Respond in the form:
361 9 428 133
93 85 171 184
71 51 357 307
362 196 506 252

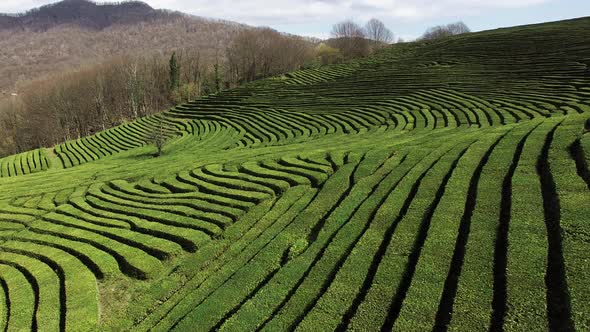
1 0 589 40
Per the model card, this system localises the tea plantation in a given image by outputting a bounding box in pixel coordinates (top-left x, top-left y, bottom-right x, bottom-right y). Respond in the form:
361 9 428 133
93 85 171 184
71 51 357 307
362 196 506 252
0 17 589 331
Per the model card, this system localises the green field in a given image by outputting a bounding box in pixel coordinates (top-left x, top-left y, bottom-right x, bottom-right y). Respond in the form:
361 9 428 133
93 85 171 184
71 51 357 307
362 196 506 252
0 17 589 331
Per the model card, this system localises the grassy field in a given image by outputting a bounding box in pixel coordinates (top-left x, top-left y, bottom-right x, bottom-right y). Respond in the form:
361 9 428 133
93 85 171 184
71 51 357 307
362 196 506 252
0 17 589 331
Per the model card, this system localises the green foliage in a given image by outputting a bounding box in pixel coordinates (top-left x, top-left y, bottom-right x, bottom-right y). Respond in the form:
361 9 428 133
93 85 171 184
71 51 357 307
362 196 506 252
287 238 309 261
214 62 221 93
315 43 342 65
169 51 181 93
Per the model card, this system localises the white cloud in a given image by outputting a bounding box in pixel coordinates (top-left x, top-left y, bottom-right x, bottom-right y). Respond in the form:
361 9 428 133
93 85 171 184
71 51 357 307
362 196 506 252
0 0 553 39
146 0 550 24
1 0 551 24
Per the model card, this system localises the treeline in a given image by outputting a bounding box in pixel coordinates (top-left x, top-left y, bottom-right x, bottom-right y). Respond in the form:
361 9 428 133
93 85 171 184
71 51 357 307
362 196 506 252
1 54 175 153
0 48 239 154
420 22 470 40
226 28 315 83
326 18 396 60
0 27 319 156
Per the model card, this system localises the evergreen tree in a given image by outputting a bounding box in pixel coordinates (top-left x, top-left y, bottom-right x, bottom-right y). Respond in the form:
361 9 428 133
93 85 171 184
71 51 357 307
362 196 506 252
169 51 180 92
214 62 221 93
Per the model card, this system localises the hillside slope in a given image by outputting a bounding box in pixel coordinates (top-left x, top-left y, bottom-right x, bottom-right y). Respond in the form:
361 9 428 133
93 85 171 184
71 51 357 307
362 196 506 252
0 0 244 96
0 0 175 31
0 17 589 331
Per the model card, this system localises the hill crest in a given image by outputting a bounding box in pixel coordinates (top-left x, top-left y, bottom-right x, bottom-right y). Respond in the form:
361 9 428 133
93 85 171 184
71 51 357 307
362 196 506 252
0 0 184 31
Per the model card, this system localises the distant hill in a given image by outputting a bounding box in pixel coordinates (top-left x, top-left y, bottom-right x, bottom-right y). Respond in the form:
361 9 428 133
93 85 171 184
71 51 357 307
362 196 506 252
0 0 246 95
0 0 181 31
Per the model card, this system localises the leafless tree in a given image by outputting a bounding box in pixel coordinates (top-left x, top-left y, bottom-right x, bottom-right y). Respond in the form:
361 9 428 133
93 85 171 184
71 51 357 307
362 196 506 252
181 48 203 100
0 96 22 155
331 20 365 39
146 117 166 157
421 21 471 40
226 27 313 84
124 59 145 119
447 22 471 35
329 20 370 58
93 72 107 131
364 18 394 45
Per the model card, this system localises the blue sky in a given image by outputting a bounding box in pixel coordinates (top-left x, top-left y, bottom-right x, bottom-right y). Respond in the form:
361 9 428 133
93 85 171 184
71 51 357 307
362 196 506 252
1 0 589 40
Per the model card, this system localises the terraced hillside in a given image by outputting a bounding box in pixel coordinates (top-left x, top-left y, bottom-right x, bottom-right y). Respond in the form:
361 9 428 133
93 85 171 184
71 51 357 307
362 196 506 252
0 17 589 331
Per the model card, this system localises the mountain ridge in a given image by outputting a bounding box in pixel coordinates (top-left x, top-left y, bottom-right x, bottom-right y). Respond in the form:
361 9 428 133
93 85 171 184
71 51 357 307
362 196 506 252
0 0 186 31
0 0 247 96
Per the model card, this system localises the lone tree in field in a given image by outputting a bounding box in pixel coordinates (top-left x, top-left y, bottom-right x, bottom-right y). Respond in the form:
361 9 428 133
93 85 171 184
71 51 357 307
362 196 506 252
421 21 471 40
147 117 166 157
364 18 394 46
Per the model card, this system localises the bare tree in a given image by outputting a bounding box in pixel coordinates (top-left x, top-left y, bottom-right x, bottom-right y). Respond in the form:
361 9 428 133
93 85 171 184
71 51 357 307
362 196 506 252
447 22 470 35
226 27 313 84
125 59 145 118
0 95 23 155
182 48 203 100
421 21 470 40
93 71 107 131
146 116 166 157
331 20 365 39
329 20 370 58
364 18 394 45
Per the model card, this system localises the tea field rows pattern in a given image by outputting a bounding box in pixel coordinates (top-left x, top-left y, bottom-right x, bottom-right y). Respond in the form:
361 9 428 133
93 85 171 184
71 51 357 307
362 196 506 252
0 17 589 331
